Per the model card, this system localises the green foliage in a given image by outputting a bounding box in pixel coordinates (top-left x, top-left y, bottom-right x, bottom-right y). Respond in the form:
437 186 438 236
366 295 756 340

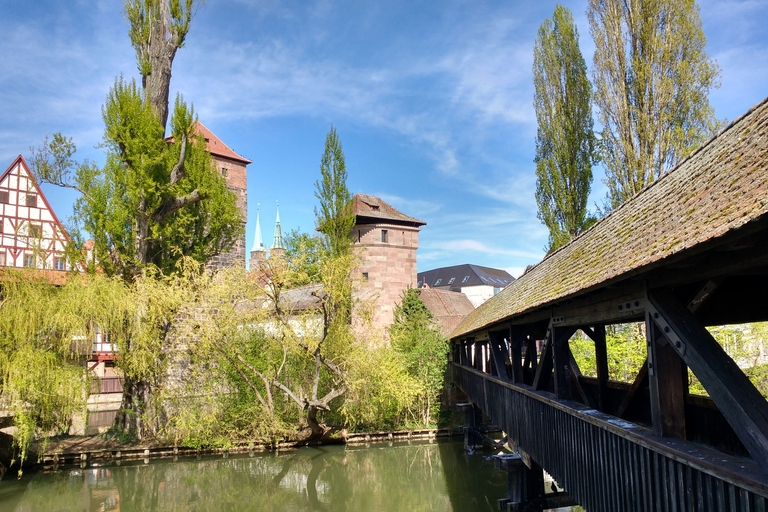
283 228 323 285
589 0 722 208
315 125 355 259
0 267 190 466
570 323 646 383
31 80 242 278
533 5 597 251
389 288 450 427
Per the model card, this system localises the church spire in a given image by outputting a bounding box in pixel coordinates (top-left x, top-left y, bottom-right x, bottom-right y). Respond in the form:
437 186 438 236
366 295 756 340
272 201 285 251
251 204 264 253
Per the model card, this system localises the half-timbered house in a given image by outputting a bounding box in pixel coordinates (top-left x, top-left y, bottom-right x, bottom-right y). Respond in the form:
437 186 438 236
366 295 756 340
0 155 70 272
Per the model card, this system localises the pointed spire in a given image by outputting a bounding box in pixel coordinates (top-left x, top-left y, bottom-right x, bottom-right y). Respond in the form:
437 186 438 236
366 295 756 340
272 201 285 250
251 204 264 253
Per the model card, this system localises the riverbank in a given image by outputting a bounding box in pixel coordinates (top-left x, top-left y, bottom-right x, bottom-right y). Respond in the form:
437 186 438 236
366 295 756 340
30 427 460 470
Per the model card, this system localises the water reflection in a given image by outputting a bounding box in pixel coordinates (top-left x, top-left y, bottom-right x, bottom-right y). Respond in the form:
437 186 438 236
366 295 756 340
1 439 515 512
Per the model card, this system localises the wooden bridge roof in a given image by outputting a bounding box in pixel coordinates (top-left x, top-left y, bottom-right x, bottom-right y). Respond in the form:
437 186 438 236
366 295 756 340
453 95 768 339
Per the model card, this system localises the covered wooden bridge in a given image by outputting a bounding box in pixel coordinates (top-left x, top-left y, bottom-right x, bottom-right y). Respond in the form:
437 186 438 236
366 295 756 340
450 97 768 512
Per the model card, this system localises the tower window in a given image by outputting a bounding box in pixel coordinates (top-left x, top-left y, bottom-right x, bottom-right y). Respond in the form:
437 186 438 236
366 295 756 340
362 272 369 281
381 229 388 243
221 167 228 177
26 194 37 207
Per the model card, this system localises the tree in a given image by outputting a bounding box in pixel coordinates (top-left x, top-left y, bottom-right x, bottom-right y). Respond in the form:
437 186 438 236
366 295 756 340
533 5 597 251
29 0 241 438
0 268 188 468
283 229 324 285
588 0 721 208
314 126 355 259
389 288 449 426
125 0 196 132
31 2 241 279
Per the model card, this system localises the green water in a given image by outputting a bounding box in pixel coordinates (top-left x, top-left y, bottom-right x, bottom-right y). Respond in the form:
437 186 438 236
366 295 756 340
0 439 520 511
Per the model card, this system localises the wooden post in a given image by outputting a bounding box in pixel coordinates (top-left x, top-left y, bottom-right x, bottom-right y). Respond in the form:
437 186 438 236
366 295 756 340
589 325 611 412
552 325 577 400
646 312 687 438
509 325 524 384
489 330 511 382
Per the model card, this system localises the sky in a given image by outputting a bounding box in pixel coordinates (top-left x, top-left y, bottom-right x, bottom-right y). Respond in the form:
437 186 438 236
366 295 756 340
1 0 767 278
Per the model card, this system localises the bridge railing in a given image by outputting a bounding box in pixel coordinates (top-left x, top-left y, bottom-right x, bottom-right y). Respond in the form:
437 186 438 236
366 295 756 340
452 362 768 512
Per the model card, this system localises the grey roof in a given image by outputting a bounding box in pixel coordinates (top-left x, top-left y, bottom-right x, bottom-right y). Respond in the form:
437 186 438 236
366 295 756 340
418 264 515 289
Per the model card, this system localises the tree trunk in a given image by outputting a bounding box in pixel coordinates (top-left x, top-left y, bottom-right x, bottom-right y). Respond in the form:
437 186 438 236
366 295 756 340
115 376 155 440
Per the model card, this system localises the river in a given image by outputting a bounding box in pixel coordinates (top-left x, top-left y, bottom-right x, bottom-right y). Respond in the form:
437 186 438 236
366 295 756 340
0 438 581 511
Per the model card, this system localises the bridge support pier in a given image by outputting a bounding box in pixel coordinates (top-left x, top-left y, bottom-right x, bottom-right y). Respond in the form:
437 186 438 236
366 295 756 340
494 452 548 511
459 402 484 451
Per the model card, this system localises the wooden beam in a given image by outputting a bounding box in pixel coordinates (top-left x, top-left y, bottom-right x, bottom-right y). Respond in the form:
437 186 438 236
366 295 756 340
509 325 524 384
616 359 648 419
532 336 554 392
552 326 578 400
647 289 768 462
583 324 610 413
568 350 598 409
489 330 511 382
646 315 688 438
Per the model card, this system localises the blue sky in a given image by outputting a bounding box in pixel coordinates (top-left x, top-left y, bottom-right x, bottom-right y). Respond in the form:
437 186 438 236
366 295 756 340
1 0 766 277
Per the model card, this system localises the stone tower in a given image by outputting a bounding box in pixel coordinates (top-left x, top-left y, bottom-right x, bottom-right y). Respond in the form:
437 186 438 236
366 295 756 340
195 122 251 269
351 194 426 332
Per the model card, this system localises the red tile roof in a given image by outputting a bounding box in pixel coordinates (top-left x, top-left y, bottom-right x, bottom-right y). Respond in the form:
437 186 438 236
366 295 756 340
193 122 252 165
352 194 426 227
453 95 768 338
418 288 476 337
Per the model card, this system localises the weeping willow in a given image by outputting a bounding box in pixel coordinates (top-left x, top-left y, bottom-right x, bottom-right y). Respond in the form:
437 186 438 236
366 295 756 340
0 266 190 471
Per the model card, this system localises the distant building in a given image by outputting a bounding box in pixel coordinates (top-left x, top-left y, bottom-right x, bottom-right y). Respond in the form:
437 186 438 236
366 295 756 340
418 264 515 308
0 155 71 272
417 288 476 337
352 194 426 332
248 203 286 271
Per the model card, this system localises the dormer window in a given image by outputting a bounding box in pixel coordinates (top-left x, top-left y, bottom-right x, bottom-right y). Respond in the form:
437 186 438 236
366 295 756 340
435 279 442 286
462 276 470 283
448 277 455 284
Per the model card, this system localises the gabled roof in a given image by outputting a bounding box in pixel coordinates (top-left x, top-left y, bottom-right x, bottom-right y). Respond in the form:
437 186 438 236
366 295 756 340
418 264 515 288
352 194 426 227
418 288 476 337
453 95 768 338
1 155 68 238
194 122 252 165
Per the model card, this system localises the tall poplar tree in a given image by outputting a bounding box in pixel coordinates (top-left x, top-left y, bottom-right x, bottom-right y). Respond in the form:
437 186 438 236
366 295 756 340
314 125 355 258
533 5 596 251
589 0 721 208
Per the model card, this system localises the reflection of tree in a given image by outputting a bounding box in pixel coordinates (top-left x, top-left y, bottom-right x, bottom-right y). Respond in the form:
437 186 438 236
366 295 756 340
9 440 509 511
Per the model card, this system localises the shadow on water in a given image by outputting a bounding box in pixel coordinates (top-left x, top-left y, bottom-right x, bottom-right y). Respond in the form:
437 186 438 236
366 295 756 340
0 438 557 511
